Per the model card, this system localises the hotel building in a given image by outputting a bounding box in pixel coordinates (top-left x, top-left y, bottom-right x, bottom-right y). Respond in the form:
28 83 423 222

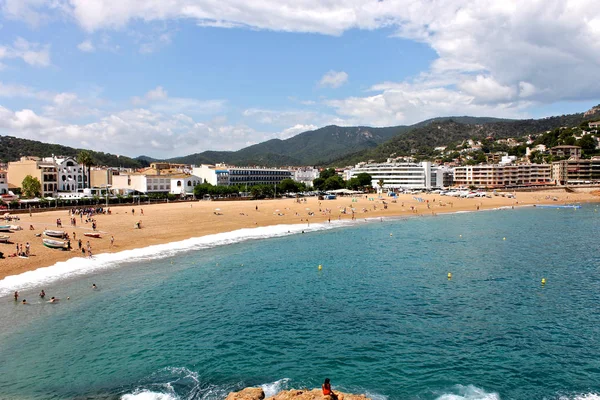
347 161 444 190
453 164 552 188
192 164 292 187
552 158 600 185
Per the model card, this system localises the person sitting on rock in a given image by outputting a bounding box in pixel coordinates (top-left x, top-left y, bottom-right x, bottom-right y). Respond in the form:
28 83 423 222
322 378 338 400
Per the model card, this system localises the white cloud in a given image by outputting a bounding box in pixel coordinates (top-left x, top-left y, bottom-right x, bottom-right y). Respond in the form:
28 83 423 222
278 124 318 139
77 40 95 52
145 86 168 100
319 70 348 89
0 37 51 67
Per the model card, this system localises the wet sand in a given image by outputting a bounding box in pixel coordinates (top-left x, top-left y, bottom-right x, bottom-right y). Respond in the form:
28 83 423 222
0 190 597 280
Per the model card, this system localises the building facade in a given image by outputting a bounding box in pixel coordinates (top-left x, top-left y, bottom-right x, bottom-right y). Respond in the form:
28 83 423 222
552 158 600 185
55 157 86 192
8 156 58 197
0 169 8 195
293 167 319 188
192 164 292 187
551 145 582 158
347 161 443 190
453 164 552 188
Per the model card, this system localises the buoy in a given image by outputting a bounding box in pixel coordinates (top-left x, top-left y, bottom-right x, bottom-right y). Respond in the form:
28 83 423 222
390 233 393 236
241 264 244 266
447 272 452 279
459 234 462 238
541 278 546 285
503 237 506 241
318 265 322 271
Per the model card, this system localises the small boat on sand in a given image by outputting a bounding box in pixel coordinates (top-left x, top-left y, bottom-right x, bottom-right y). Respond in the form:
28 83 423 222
0 235 10 243
84 232 101 238
42 238 69 250
44 230 66 238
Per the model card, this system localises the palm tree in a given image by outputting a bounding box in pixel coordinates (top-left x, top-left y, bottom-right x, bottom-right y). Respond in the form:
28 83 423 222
377 178 385 193
77 150 94 189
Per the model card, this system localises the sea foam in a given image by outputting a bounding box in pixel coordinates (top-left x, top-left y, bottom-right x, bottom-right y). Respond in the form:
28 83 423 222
0 221 351 298
436 385 500 400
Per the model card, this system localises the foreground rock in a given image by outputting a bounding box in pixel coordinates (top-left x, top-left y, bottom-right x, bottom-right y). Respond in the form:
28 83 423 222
225 387 371 400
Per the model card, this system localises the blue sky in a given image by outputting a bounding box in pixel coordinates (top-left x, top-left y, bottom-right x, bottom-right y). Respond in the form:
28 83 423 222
0 1 599 158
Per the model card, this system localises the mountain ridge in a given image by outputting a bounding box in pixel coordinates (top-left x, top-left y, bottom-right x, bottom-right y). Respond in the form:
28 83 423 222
2 107 599 168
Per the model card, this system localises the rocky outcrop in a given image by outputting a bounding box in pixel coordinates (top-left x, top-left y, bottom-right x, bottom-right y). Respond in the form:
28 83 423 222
226 387 266 400
226 388 371 400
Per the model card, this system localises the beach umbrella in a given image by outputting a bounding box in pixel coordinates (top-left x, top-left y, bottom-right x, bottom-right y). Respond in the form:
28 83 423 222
215 208 221 211
275 209 280 212
305 208 310 210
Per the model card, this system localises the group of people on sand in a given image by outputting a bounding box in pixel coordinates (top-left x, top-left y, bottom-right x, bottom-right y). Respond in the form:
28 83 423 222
15 283 99 305
7 242 30 258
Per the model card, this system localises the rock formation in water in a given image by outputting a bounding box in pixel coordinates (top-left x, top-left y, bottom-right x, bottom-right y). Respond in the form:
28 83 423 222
225 387 371 400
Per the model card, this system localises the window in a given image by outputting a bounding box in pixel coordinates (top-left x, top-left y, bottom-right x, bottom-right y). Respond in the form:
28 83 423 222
177 180 182 187
187 181 192 186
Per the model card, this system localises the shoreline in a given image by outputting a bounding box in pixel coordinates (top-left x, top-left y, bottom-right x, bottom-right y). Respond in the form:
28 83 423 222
1 190 598 294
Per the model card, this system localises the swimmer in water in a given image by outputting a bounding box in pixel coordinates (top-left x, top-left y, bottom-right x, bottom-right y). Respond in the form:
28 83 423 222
48 297 59 303
22 299 28 305
39 290 45 298
92 283 97 289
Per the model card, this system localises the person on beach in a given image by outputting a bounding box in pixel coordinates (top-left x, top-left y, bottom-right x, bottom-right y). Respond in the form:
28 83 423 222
110 236 114 247
322 378 338 400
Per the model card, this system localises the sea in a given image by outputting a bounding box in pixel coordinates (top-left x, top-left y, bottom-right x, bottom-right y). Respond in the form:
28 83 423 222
0 205 599 400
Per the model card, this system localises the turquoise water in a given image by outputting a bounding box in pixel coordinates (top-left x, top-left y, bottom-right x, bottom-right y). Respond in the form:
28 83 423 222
1 207 600 400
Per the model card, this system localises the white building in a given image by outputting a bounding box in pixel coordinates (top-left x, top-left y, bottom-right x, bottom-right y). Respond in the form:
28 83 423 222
347 161 444 190
293 167 319 187
111 172 201 195
169 174 202 196
54 156 86 192
0 168 8 195
192 164 292 187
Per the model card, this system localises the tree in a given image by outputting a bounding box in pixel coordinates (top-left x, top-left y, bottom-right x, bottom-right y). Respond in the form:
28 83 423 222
356 173 372 187
194 183 213 198
278 178 300 193
323 175 344 191
312 177 325 190
577 134 597 153
77 150 94 189
22 175 41 198
319 168 336 180
377 179 385 192
346 177 362 190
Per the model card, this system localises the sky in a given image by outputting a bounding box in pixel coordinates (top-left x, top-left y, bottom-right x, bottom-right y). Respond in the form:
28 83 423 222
0 0 599 159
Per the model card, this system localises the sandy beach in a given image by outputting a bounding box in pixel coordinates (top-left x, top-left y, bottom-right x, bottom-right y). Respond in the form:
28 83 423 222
1 190 597 280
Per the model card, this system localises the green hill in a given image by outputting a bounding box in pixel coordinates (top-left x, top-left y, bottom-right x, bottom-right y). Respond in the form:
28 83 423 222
168 125 406 166
328 109 600 166
0 135 144 168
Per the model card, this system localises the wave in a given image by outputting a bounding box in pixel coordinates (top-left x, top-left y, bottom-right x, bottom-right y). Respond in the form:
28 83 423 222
435 385 500 400
261 378 290 398
560 395 600 400
121 390 178 400
0 221 355 298
119 369 292 400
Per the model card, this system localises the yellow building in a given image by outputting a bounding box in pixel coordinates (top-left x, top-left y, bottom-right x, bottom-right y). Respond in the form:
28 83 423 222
7 157 58 197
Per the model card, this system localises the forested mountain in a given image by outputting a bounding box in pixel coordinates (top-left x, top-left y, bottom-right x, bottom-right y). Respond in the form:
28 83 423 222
0 135 144 168
3 106 600 168
167 125 406 166
328 109 600 166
